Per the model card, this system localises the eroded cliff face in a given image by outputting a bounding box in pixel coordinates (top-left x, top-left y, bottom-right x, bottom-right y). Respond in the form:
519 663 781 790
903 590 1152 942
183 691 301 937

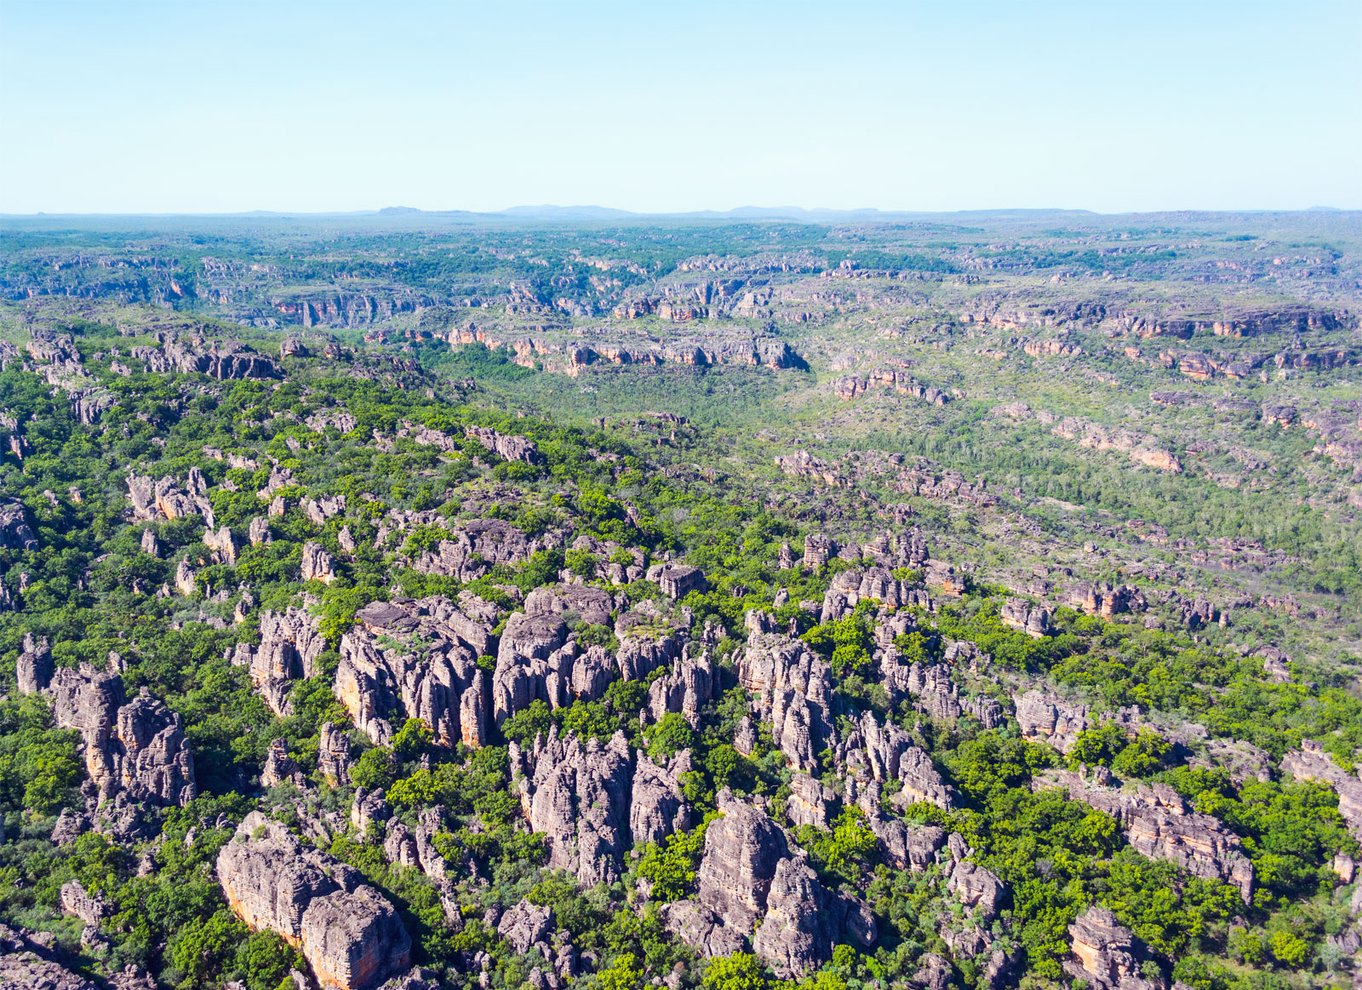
217 812 410 990
48 665 195 815
1065 906 1167 990
334 596 493 748
661 791 876 978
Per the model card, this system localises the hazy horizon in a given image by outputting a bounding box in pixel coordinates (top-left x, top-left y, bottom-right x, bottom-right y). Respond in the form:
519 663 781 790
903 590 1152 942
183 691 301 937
2 203 1360 220
2 0 1360 215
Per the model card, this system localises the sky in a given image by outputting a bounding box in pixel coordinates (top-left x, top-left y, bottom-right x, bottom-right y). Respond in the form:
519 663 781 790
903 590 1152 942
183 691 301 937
1 0 1359 215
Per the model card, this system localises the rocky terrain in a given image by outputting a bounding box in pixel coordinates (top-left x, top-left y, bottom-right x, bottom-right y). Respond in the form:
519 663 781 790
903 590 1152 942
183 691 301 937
1 211 1360 990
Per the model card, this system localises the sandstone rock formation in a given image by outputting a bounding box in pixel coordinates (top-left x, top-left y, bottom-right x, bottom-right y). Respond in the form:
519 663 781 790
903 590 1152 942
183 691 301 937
1000 598 1053 637
336 596 492 748
465 425 542 465
49 665 195 812
662 791 873 977
301 541 337 583
217 812 410 990
317 722 353 784
737 631 833 771
647 562 707 600
1015 689 1091 753
132 331 278 380
16 632 53 695
832 368 949 405
412 518 552 581
126 469 214 527
1281 741 1362 842
511 729 635 885
0 500 38 551
234 606 326 715
1043 769 1253 902
1065 906 1167 990
0 923 100 990
646 649 716 727
837 710 955 811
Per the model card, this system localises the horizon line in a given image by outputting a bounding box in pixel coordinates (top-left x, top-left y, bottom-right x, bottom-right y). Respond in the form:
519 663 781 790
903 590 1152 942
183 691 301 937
2 204 1359 224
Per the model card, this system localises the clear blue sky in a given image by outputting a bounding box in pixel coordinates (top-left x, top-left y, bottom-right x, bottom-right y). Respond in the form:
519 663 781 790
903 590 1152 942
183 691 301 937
1 0 1358 214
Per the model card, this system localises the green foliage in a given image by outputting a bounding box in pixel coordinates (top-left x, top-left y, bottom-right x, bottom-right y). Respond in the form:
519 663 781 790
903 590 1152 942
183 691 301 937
795 806 877 887
635 819 709 902
392 718 435 762
644 712 696 762
0 696 82 815
702 952 768 990
350 746 397 791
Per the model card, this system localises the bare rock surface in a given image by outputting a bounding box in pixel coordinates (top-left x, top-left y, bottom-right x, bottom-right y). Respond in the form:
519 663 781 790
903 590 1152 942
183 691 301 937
1015 689 1092 753
49 665 195 813
0 500 38 551
663 791 873 977
336 596 492 747
1065 906 1167 990
0 923 99 990
217 811 410 990
512 729 634 885
737 631 832 771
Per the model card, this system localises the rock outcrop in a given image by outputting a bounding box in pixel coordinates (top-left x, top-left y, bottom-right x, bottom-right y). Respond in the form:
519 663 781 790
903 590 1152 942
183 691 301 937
1000 598 1053 637
465 425 543 465
301 541 337 583
663 792 873 977
647 562 707 600
126 470 214 527
234 606 326 715
1014 689 1091 753
49 665 195 811
737 632 833 771
511 729 634 885
0 501 38 551
411 518 552 581
1042 769 1253 902
0 923 99 990
16 632 53 695
217 812 410 990
837 711 955 810
1065 906 1167 990
318 722 352 784
336 596 492 748
1281 741 1362 843
132 332 278 380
